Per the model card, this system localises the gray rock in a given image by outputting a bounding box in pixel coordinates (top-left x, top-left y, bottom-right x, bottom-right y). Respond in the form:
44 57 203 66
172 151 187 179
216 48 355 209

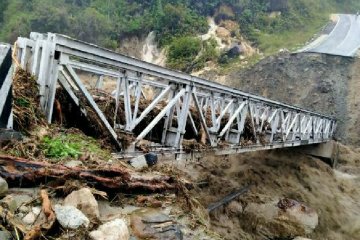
142 212 171 224
54 204 90 229
22 212 37 225
129 153 158 170
89 219 130 240
19 205 29 213
64 188 99 220
0 231 12 240
1 194 33 212
22 206 42 225
129 155 147 169
32 206 41 215
0 177 8 196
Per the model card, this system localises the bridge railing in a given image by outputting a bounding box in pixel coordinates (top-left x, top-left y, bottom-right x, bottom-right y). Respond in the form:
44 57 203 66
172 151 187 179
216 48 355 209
14 33 336 152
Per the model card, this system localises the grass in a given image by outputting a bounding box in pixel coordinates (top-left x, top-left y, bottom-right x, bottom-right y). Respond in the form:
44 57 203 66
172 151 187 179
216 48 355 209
41 133 111 160
255 15 329 55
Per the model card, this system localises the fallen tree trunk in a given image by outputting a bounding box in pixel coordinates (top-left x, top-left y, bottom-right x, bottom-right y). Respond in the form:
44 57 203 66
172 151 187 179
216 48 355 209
0 155 177 193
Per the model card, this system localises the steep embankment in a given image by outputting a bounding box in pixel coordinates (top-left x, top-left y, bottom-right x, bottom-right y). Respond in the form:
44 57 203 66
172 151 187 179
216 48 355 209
225 52 360 145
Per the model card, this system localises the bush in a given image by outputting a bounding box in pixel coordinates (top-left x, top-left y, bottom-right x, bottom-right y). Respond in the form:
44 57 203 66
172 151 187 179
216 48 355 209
167 36 202 72
192 38 219 70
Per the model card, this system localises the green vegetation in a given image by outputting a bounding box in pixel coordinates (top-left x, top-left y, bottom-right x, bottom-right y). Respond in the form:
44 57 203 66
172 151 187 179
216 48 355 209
167 36 202 72
167 37 219 72
155 4 208 46
42 135 81 159
1 0 360 64
41 133 111 160
236 0 360 54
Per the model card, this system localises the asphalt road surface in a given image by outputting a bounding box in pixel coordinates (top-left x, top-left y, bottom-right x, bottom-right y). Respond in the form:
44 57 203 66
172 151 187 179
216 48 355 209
306 14 360 57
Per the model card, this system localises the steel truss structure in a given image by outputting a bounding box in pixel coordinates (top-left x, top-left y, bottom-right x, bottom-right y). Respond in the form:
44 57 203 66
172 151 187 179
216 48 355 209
14 33 336 153
0 44 13 130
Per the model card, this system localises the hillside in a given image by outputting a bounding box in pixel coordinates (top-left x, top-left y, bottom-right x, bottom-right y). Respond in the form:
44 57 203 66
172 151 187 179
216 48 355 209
1 0 360 72
225 52 360 146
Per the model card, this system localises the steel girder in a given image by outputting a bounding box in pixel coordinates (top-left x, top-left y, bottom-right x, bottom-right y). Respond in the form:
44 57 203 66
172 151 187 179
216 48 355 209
14 33 337 153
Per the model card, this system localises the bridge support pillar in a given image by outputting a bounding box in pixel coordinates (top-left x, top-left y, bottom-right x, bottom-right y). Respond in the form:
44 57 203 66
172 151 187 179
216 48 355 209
298 141 339 167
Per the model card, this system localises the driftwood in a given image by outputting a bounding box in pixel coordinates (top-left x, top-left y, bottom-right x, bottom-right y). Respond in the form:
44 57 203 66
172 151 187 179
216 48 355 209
24 190 56 240
0 155 177 192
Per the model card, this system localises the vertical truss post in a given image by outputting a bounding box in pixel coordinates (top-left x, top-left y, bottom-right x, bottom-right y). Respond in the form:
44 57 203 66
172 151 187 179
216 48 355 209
174 85 192 147
37 35 56 111
132 73 143 123
123 72 133 131
45 58 60 123
162 87 176 145
192 89 214 146
95 75 104 89
114 75 123 128
31 39 43 76
248 102 257 142
270 111 280 143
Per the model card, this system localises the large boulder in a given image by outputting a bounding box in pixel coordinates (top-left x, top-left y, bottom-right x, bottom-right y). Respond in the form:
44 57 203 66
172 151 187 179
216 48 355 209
226 43 244 58
89 219 130 240
277 198 318 234
64 188 99 220
54 204 90 229
244 198 318 238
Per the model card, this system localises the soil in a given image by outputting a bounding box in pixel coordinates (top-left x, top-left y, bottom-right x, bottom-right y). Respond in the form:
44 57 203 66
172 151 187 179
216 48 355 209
225 52 359 146
171 144 360 240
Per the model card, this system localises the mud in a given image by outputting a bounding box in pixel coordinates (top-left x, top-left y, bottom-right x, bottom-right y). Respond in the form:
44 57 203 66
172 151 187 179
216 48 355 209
170 144 360 239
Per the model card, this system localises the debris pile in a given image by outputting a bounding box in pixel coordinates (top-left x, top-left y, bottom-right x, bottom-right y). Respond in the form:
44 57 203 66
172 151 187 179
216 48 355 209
12 68 45 134
0 68 205 239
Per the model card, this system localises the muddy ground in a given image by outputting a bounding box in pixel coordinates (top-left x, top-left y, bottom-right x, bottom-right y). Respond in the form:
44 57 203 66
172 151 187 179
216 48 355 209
169 144 360 240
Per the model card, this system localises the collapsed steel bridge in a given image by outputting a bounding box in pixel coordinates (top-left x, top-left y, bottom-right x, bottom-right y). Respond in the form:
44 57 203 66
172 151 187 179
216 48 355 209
11 33 336 154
